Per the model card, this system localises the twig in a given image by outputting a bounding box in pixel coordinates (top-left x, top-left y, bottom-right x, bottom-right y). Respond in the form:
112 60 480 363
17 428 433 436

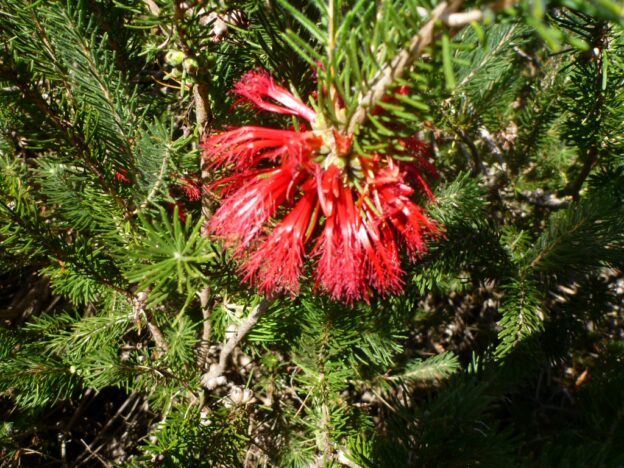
64 388 96 434
561 21 609 200
128 363 200 403
77 439 112 467
196 287 212 369
336 449 362 468
197 81 213 223
562 146 599 200
456 126 484 174
346 0 464 134
344 0 516 135
142 0 161 16
75 392 140 465
518 189 571 210
60 432 68 468
133 290 169 353
441 9 485 27
145 311 169 353
201 298 272 389
21 448 62 464
479 126 505 164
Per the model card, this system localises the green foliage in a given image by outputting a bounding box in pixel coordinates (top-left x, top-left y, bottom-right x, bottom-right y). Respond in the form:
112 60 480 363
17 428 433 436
385 352 460 383
135 405 251 467
124 208 221 306
1 0 623 466
496 276 544 358
448 23 530 131
0 325 80 410
530 190 624 273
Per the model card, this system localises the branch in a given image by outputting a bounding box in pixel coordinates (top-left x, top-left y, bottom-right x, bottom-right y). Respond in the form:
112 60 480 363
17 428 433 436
346 0 464 134
74 392 140 465
201 298 272 389
193 82 210 132
186 7 215 374
196 287 212 369
518 189 571 210
441 9 486 27
345 0 516 135
133 290 169 353
142 0 161 16
561 21 610 200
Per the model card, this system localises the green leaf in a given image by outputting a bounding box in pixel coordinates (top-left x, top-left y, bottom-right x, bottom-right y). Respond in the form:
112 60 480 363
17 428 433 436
442 34 456 90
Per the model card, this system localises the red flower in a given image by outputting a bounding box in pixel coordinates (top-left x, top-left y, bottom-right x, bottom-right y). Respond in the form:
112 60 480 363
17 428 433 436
233 69 317 124
179 176 202 201
203 70 439 303
114 168 131 184
243 187 318 295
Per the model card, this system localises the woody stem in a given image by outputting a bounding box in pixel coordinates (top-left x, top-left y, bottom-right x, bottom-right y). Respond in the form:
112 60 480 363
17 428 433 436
346 0 464 135
200 298 273 388
345 0 514 135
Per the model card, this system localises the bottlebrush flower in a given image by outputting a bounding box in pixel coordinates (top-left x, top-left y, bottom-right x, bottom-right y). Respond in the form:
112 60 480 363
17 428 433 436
203 69 439 303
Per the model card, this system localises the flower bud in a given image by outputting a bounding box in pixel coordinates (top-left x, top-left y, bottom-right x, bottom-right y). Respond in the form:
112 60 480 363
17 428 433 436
182 57 198 75
205 52 217 68
229 386 254 406
165 50 186 67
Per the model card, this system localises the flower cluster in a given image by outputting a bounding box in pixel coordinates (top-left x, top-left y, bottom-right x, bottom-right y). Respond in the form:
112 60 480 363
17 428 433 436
203 70 439 302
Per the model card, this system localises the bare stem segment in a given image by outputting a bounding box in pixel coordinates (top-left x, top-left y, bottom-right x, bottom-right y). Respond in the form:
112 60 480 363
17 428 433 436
201 298 272 389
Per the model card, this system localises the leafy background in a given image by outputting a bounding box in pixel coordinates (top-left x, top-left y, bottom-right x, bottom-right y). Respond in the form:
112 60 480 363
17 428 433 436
0 0 623 466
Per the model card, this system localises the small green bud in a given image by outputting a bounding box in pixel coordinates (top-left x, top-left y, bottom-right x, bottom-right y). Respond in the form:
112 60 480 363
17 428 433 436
205 52 217 68
182 57 199 75
165 50 186 66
